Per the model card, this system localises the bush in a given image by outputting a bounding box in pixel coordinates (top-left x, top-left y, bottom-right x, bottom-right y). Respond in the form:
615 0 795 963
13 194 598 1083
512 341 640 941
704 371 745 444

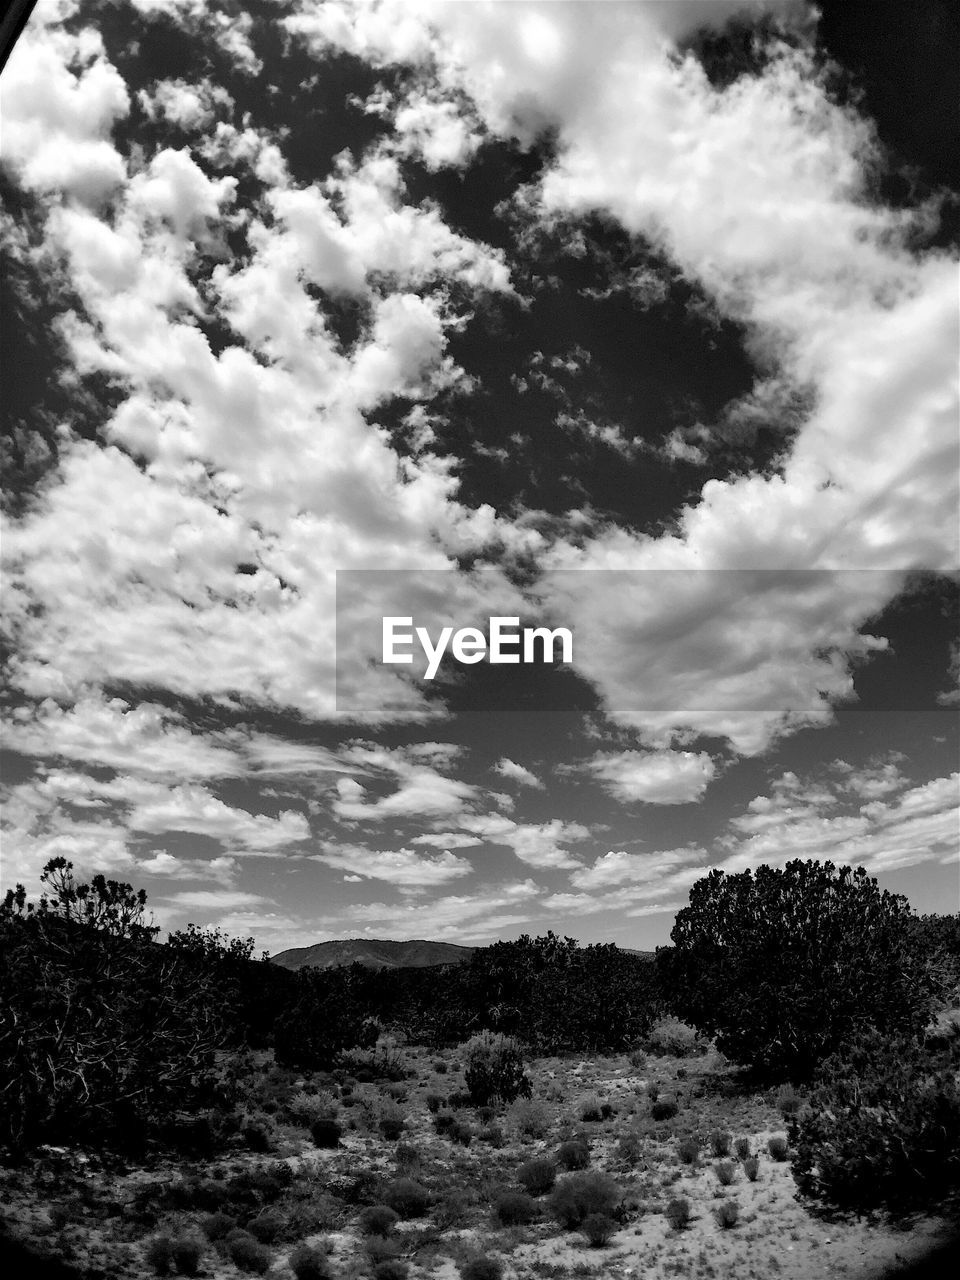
767 1135 788 1161
225 1229 272 1274
510 1098 551 1138
288 1244 331 1280
382 1178 431 1218
246 1211 283 1244
556 1137 590 1170
360 1204 399 1235
518 1158 556 1195
462 1032 532 1106
493 1191 538 1226
709 1129 732 1157
379 1105 406 1141
425 1092 444 1113
715 1200 739 1229
776 1084 803 1117
734 1137 751 1160
677 1135 699 1165
373 1264 408 1280
287 1089 338 1128
478 1123 504 1146
145 1236 175 1276
791 1029 960 1211
659 861 939 1078
645 1017 704 1057
578 1093 604 1121
366 1237 401 1265
744 1155 760 1182
650 1095 679 1121
617 1130 642 1163
200 1212 236 1242
310 1117 342 1148
549 1171 621 1230
665 1196 691 1230
581 1212 617 1246
715 1160 736 1186
171 1237 204 1275
448 1116 474 1146
460 1258 503 1280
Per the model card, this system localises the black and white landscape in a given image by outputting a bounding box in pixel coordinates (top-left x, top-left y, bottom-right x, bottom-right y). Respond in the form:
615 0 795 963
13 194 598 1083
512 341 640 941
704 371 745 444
1 2 958 1278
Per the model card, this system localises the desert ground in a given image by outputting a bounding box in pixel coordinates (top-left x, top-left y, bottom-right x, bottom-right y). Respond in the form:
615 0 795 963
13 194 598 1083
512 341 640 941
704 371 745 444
1 1032 955 1280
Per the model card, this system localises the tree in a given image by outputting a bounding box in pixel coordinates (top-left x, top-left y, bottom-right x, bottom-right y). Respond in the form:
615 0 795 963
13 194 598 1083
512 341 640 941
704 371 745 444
659 860 938 1079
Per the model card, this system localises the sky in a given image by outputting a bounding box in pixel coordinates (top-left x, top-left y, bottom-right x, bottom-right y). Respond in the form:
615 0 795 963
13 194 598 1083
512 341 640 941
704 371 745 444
1 0 957 954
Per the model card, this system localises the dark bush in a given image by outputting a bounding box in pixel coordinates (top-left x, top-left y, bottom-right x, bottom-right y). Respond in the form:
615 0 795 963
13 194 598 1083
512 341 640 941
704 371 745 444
715 1160 736 1187
170 1238 203 1277
245 1210 283 1243
379 1111 406 1141
549 1171 621 1230
360 1205 399 1235
200 1212 236 1242
382 1178 431 1218
242 1121 272 1153
556 1137 590 1170
460 1258 503 1280
425 1092 444 1113
715 1200 739 1229
744 1155 760 1182
734 1137 751 1160
493 1191 538 1226
709 1129 732 1157
660 861 938 1079
373 1263 408 1280
650 1095 679 1121
288 1243 332 1280
145 1236 175 1276
310 1117 342 1148
225 1229 271 1274
768 1136 788 1161
677 1136 699 1165
665 1196 691 1230
463 1032 532 1106
518 1157 557 1195
581 1212 617 1246
791 1029 960 1211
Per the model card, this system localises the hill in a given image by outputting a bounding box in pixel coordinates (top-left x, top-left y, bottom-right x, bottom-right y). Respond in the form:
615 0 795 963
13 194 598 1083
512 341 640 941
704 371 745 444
269 938 476 971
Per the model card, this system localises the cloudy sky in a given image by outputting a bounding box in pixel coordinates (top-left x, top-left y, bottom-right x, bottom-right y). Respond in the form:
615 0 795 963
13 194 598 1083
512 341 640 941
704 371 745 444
1 0 957 953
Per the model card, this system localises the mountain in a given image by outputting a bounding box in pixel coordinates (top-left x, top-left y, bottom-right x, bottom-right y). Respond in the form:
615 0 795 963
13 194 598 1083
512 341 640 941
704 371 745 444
268 938 476 972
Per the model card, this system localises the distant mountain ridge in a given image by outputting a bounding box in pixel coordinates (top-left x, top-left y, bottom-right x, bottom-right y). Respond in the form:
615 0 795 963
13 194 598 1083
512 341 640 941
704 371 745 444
269 937 655 971
269 938 476 971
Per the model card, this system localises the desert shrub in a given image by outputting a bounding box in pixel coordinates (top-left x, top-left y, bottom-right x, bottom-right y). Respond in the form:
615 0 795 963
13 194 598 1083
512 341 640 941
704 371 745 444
650 1095 679 1121
366 1237 401 1265
200 1212 236 1242
715 1160 736 1186
518 1157 556 1195
645 1017 704 1057
744 1156 760 1181
288 1244 332 1280
791 1028 960 1211
224 1229 271 1273
378 1104 406 1141
170 1238 203 1277
627 1047 647 1069
578 1093 604 1121
425 1092 444 1113
360 1205 399 1236
447 1089 473 1109
709 1129 732 1157
581 1212 617 1246
242 1119 272 1152
462 1032 532 1106
767 1135 788 1161
734 1137 751 1160
460 1257 503 1280
776 1084 803 1117
245 1211 283 1244
373 1263 408 1280
310 1117 342 1148
449 1116 474 1145
510 1097 551 1138
433 1109 456 1135
617 1130 642 1163
677 1136 700 1165
665 1196 691 1230
287 1089 338 1127
434 1060 447 1074
382 1178 431 1218
145 1236 175 1276
549 1171 621 1230
556 1137 590 1170
659 861 939 1078
478 1123 504 1146
395 1142 421 1174
715 1200 739 1229
493 1190 538 1226
385 1082 407 1101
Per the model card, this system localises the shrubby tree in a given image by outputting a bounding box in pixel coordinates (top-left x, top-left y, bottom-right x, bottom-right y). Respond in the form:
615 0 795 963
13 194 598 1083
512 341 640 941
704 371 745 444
273 964 379 1070
659 860 938 1078
791 1027 960 1211
0 860 235 1152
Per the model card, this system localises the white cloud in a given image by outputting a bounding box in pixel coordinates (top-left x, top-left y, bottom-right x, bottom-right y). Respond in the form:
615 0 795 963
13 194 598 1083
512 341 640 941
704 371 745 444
312 842 472 886
580 749 716 804
493 758 544 788
457 814 589 870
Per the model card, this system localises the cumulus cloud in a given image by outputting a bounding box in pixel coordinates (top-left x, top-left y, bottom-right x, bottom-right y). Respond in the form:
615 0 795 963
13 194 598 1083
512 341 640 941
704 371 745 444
312 841 472 886
493 758 544 788
578 749 717 804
